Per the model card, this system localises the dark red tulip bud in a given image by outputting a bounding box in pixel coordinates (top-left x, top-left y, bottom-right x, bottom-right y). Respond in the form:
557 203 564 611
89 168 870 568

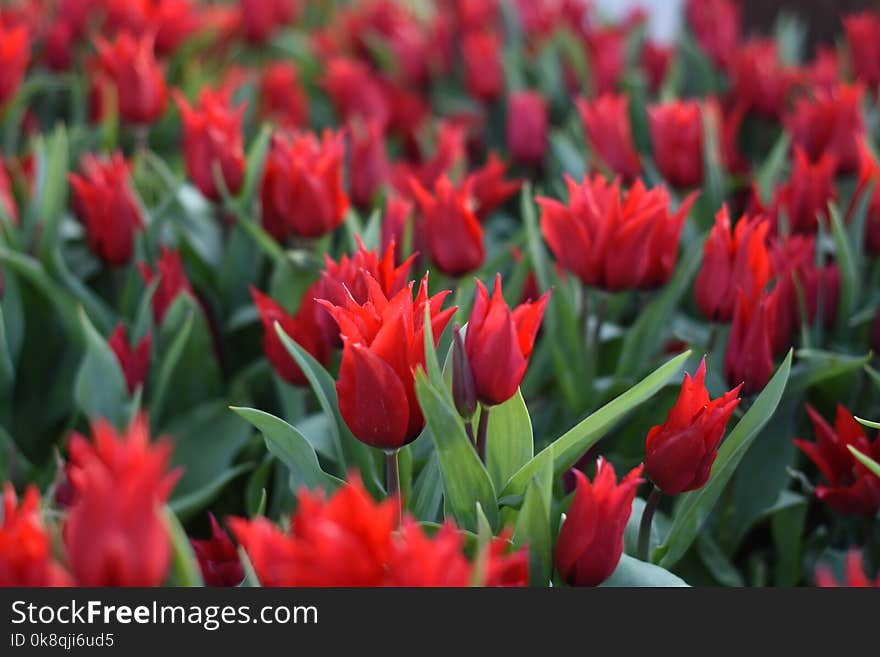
451 325 477 420
349 119 389 208
137 247 194 325
174 88 245 202
69 152 144 266
794 404 880 516
554 458 643 587
648 100 704 189
317 273 456 449
506 91 548 166
95 31 167 125
465 274 549 406
585 26 627 96
410 176 484 277
107 323 152 395
462 30 504 103
694 207 772 323
260 129 349 241
641 40 673 94
844 12 880 87
724 290 776 395
250 284 331 387
577 93 641 182
645 359 742 495
770 148 836 234
0 24 30 107
191 514 244 587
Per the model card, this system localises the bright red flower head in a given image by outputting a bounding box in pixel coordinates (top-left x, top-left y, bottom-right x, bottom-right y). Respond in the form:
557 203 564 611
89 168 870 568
685 0 740 70
645 359 742 494
648 100 704 189
174 87 245 202
786 84 865 175
771 148 837 234
730 39 796 119
695 207 773 322
506 90 548 166
191 514 244 587
724 290 777 395
137 247 194 325
259 61 309 129
462 30 504 103
0 484 71 587
147 0 202 55
411 176 485 277
108 323 151 395
538 175 697 291
94 31 167 124
577 93 642 182
0 24 30 107
63 415 180 586
465 153 522 220
260 129 349 241
69 152 143 266
844 12 880 88
465 274 549 406
318 273 456 449
816 550 880 587
250 283 331 387
554 458 643 587
794 404 880 516
238 0 297 44
349 119 389 208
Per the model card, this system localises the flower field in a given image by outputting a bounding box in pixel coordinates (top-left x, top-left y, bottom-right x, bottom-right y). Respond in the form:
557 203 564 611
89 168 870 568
1 0 880 588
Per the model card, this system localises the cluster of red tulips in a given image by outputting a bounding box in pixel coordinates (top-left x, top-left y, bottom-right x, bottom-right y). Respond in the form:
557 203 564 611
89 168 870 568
1 0 879 588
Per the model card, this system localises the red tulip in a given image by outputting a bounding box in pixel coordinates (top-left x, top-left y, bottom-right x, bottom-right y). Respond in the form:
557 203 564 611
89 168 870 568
844 12 880 88
318 273 455 449
724 290 777 394
462 30 504 103
786 84 865 175
554 458 643 587
805 47 841 94
730 39 796 119
685 0 740 70
645 359 742 495
259 61 308 129
174 88 245 202
648 100 703 188
69 152 144 266
585 26 627 96
349 119 389 208
770 148 837 234
411 176 485 277
238 0 297 44
251 283 331 387
0 24 30 107
322 57 389 128
260 129 349 241
64 415 180 586
320 237 415 309
641 40 673 94
538 175 697 291
466 152 522 220
0 484 72 586
191 514 244 587
94 31 167 124
506 90 548 166
465 274 549 406
148 0 201 55
108 323 151 395
393 120 466 191
577 93 642 182
381 196 414 256
795 404 880 516
816 550 880 587
695 207 773 322
137 247 194 325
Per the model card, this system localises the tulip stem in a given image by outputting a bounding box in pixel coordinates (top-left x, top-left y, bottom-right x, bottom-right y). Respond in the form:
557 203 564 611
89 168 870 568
465 420 477 446
385 449 400 497
476 406 491 463
638 485 663 563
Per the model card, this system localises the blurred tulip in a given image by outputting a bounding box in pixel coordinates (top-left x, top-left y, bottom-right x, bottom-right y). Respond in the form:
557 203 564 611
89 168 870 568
238 0 297 44
462 30 504 103
466 153 522 220
506 90 548 166
191 514 244 587
108 323 151 395
641 40 673 94
0 24 29 107
137 247 193 325
648 100 703 188
95 31 167 124
724 290 777 394
844 12 880 88
730 39 796 119
349 119 389 208
685 0 740 70
259 61 308 129
577 93 641 182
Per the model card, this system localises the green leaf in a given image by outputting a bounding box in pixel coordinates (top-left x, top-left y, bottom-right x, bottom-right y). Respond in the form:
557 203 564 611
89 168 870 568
237 123 272 211
238 548 260 587
485 389 534 493
828 203 859 334
150 309 194 423
511 447 553 586
756 133 790 204
0 305 14 404
503 350 691 498
74 307 129 427
35 126 69 259
231 406 342 491
274 324 381 493
848 445 880 479
655 350 793 568
164 507 204 587
411 450 443 521
600 554 689 587
415 369 499 532
169 463 252 520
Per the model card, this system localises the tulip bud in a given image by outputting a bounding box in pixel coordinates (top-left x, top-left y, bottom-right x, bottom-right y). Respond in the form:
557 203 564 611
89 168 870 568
451 325 477 420
191 514 244 587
